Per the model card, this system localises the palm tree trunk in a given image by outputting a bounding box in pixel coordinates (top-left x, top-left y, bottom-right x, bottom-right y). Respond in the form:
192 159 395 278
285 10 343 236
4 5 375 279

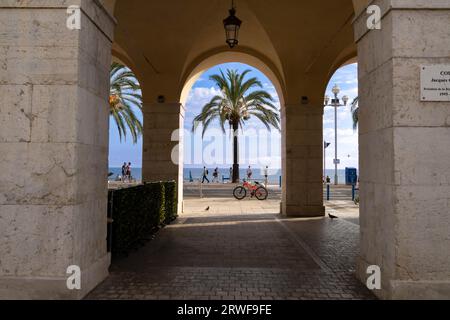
232 121 240 183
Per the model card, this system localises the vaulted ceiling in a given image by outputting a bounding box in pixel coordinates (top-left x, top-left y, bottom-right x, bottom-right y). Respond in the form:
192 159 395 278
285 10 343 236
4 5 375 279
101 0 366 105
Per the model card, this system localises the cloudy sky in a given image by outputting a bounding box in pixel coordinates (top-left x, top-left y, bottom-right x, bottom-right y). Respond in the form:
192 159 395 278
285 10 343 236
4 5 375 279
323 63 359 170
108 63 359 170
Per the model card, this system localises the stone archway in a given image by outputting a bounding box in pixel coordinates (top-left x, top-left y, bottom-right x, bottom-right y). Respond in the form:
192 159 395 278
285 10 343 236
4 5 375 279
2 0 450 300
177 50 287 211
134 0 450 299
180 50 286 107
0 0 116 299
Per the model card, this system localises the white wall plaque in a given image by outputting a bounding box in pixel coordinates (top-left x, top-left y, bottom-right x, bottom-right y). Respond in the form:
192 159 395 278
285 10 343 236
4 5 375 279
421 65 450 102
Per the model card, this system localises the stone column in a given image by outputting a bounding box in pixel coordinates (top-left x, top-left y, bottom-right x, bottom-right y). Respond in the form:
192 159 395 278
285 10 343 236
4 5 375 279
142 103 184 213
282 104 325 217
354 0 450 299
0 1 114 299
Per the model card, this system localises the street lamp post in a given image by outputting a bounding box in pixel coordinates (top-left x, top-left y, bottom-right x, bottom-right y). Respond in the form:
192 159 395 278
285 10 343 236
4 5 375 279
323 141 330 183
324 85 348 185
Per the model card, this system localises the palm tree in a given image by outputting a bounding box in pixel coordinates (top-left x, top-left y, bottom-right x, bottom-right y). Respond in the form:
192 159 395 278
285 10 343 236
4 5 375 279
192 69 280 183
351 97 359 131
109 62 143 144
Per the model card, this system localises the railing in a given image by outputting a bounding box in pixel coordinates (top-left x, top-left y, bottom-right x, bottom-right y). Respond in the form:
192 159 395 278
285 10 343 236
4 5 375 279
323 183 360 202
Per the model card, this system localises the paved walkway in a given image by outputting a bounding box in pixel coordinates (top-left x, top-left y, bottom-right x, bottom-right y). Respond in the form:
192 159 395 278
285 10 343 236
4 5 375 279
87 197 375 300
326 200 360 225
183 183 356 201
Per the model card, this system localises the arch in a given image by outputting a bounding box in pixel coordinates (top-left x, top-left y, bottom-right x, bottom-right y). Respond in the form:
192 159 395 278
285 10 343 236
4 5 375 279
352 0 371 16
179 48 286 107
100 0 116 15
111 44 137 76
111 43 149 105
105 0 364 17
325 39 358 87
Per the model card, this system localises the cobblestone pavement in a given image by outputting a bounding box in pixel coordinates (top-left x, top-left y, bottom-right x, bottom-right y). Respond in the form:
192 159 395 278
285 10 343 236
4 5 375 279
87 205 375 300
325 201 360 226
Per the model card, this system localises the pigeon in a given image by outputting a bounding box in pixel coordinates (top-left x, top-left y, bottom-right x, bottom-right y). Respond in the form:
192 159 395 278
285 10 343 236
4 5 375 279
205 206 210 211
328 213 338 219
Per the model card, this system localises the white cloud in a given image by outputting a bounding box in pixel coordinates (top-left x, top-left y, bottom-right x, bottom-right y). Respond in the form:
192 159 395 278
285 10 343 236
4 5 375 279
323 127 359 168
184 87 223 129
323 63 359 170
181 62 359 170
184 85 281 131
186 87 222 107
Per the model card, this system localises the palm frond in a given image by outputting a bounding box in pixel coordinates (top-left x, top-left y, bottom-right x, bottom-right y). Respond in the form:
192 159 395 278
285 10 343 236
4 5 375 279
109 63 143 144
192 68 281 136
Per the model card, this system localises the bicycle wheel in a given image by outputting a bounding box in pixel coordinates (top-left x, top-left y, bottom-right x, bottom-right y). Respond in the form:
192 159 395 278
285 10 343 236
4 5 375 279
255 186 268 200
233 186 247 200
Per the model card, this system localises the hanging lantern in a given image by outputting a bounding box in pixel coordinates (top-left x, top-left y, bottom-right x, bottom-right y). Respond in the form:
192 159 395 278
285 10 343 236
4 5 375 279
223 1 242 49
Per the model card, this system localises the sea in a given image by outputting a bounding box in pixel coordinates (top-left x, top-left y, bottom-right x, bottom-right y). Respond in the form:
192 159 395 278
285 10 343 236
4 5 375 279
108 167 351 185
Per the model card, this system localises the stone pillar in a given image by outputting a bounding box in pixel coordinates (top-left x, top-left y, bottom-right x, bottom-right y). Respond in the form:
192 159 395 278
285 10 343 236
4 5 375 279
142 103 184 213
282 104 325 217
0 1 114 299
354 0 450 299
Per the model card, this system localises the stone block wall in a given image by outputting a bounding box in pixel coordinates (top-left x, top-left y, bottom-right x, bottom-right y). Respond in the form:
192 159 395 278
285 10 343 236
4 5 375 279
142 103 184 213
282 104 325 217
0 0 115 299
354 0 450 299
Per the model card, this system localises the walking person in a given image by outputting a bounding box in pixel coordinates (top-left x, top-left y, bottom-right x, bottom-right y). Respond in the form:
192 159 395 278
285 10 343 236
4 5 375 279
126 162 132 182
229 167 233 182
202 167 210 184
121 162 127 182
247 166 253 180
212 168 219 183
263 166 269 187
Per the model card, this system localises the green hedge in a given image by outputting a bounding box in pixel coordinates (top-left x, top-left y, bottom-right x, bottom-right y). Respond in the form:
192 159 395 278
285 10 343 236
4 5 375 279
163 181 178 224
108 181 177 256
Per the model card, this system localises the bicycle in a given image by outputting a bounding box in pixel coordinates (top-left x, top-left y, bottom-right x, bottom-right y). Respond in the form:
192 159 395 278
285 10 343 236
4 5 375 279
233 180 268 201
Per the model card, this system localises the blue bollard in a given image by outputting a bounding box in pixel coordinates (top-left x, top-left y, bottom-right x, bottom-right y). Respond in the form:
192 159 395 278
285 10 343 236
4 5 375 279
326 184 330 201
352 184 355 201
279 176 282 188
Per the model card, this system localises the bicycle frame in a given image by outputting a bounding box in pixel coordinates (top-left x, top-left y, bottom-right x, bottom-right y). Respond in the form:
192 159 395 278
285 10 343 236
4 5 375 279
242 181 259 193
233 181 268 201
